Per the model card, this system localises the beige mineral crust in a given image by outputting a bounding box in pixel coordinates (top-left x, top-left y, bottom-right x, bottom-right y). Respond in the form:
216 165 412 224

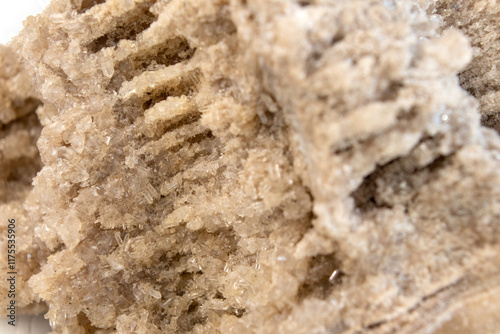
0 45 47 315
417 0 500 132
1 0 499 333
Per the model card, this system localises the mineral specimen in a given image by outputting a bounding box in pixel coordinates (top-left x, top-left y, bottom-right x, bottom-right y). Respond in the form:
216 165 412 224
1 0 499 333
0 44 47 316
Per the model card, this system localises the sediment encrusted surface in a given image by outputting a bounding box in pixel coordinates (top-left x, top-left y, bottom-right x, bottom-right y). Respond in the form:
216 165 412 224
0 45 47 315
419 0 500 132
1 0 499 333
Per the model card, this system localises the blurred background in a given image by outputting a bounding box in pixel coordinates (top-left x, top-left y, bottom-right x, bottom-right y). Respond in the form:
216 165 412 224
1 1 52 333
0 316 51 334
0 0 50 44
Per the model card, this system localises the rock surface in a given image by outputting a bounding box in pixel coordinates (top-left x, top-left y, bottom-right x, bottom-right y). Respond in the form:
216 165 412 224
0 45 47 316
419 0 500 133
1 0 499 333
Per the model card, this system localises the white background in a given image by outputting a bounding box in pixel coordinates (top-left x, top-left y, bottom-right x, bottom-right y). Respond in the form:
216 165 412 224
1 1 52 333
0 0 50 44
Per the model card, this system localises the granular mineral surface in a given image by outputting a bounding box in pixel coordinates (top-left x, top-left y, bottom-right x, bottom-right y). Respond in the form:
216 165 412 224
1 0 499 333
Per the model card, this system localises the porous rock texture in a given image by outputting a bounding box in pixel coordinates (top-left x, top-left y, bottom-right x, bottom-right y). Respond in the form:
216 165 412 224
0 45 47 315
1 0 499 333
418 0 500 133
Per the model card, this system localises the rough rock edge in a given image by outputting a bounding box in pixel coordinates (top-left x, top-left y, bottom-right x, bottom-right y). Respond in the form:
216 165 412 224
6 0 500 333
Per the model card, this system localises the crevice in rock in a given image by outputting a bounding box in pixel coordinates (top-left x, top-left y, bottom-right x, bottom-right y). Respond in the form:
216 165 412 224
481 113 500 133
351 167 392 213
350 134 449 214
297 0 314 6
108 37 195 91
77 312 100 333
380 80 403 102
298 253 343 301
74 0 106 14
141 74 199 110
176 300 207 332
113 68 201 129
86 1 158 53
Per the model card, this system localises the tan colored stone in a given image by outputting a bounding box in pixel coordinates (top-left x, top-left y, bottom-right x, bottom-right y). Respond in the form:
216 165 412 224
0 45 47 315
418 0 500 131
1 0 499 333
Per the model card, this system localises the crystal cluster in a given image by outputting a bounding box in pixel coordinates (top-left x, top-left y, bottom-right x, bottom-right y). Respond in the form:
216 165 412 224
0 0 499 333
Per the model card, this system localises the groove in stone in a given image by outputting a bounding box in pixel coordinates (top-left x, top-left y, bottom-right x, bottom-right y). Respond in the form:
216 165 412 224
86 0 158 53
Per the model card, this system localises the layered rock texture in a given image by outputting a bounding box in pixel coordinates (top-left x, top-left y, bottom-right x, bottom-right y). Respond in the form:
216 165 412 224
1 0 499 333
